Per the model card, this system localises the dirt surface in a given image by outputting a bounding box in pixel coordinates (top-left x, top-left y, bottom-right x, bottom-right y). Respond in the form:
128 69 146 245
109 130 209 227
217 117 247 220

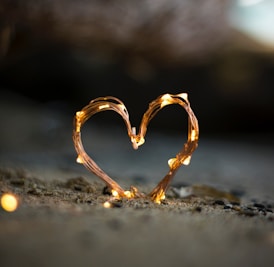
0 166 273 267
0 92 274 267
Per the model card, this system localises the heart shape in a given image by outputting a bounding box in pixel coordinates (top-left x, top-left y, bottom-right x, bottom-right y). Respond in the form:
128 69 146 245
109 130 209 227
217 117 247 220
73 93 199 203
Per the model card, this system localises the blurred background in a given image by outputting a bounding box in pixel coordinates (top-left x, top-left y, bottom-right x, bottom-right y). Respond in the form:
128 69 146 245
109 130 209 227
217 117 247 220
0 0 274 135
0 0 273 205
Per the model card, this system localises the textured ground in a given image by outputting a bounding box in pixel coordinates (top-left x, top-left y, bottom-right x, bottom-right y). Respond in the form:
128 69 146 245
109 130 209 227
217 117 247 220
0 92 273 267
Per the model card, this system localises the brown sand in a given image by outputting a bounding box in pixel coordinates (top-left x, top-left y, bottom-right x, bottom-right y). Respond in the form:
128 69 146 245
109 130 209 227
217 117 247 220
0 92 273 267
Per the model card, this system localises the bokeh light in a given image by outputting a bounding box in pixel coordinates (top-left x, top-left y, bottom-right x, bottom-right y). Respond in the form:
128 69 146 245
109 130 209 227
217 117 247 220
1 193 19 212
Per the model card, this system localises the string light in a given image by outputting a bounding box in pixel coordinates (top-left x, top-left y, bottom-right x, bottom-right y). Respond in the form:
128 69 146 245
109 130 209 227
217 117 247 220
1 193 19 212
73 93 199 204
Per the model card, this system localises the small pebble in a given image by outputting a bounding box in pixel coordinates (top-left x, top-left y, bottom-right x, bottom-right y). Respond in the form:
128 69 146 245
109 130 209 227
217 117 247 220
111 201 123 208
194 206 202 212
224 204 232 210
230 201 240 206
10 178 25 186
161 200 169 205
253 203 265 209
232 205 241 211
213 200 225 206
74 185 83 191
237 206 257 217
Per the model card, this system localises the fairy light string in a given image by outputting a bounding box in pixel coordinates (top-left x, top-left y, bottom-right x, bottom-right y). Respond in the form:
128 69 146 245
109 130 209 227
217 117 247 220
73 93 199 203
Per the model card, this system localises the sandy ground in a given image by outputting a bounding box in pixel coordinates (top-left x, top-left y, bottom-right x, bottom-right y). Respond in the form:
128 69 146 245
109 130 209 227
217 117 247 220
0 92 274 267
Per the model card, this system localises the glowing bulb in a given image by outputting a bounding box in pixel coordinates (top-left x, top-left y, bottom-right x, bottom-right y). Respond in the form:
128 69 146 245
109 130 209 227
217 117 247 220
76 155 83 164
168 158 177 168
98 104 110 110
76 111 84 119
124 191 132 198
1 193 18 212
160 94 172 108
191 129 197 141
153 189 165 204
111 190 119 198
103 201 112 208
137 137 145 146
161 94 171 100
182 156 191 165
179 93 188 101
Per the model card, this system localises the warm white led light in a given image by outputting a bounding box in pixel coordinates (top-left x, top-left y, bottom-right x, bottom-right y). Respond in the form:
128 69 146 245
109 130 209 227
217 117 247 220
1 193 18 212
191 129 197 141
76 155 83 164
76 111 84 118
179 93 188 101
111 190 119 197
182 156 191 166
168 158 177 168
73 93 199 203
103 201 112 208
99 104 110 110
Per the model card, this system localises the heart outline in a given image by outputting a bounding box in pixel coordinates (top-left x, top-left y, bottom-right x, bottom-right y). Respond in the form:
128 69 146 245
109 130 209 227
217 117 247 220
73 93 199 203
